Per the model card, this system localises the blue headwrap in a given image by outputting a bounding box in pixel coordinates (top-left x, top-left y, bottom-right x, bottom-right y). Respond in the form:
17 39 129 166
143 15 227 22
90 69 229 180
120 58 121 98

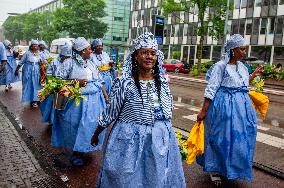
39 40 48 48
221 34 246 62
92 38 103 47
73 37 90 52
60 44 72 57
122 32 165 78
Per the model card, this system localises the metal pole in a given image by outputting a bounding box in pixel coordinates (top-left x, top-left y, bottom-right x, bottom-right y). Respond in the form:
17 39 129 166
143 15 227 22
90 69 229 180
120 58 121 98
221 0 230 53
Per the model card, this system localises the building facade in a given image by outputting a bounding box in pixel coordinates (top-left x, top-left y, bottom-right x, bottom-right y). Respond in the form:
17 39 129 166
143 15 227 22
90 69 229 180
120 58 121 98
30 0 131 61
129 0 284 65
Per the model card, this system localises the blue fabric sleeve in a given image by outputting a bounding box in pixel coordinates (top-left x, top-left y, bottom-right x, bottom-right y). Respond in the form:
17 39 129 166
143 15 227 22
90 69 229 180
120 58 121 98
55 59 73 79
18 52 28 66
204 62 225 100
98 78 126 128
0 43 7 61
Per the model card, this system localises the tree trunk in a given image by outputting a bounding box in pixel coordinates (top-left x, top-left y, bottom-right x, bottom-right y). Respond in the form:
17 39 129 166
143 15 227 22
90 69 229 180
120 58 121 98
197 35 204 75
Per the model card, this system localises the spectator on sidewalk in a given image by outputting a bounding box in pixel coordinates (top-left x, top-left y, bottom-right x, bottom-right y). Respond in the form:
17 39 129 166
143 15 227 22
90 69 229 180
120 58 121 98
91 39 114 94
91 32 186 187
197 34 264 186
0 40 20 91
15 40 43 108
51 37 108 167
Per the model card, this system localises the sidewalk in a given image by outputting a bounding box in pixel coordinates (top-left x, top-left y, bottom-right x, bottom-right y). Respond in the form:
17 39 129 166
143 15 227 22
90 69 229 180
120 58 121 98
0 106 64 187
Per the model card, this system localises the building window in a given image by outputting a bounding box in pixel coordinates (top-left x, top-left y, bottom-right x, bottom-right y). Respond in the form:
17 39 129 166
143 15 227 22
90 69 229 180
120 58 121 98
246 19 253 35
260 18 267 34
255 0 262 6
276 16 284 34
241 0 247 8
234 0 241 8
268 18 275 34
184 25 188 36
114 17 123 21
113 36 122 41
252 18 260 35
171 25 175 37
263 0 269 6
239 19 246 35
247 0 254 7
231 20 239 34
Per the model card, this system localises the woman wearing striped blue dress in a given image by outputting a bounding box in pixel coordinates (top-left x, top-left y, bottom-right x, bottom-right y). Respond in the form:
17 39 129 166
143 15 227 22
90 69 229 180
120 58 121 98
91 32 185 188
39 44 72 124
52 37 108 166
15 40 43 107
0 40 20 91
197 34 264 185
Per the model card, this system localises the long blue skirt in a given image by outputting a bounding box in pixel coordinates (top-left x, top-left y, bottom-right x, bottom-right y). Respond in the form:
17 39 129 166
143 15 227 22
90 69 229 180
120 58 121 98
39 95 54 123
21 62 42 102
51 82 106 152
197 87 257 180
0 56 20 85
97 120 186 188
99 70 113 94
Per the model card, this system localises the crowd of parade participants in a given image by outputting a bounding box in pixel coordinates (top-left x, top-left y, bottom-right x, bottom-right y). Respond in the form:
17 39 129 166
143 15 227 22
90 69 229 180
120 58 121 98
0 32 264 187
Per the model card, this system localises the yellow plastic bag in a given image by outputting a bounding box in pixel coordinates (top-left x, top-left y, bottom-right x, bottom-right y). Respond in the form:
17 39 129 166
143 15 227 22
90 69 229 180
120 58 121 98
186 121 204 165
98 64 112 71
249 90 269 120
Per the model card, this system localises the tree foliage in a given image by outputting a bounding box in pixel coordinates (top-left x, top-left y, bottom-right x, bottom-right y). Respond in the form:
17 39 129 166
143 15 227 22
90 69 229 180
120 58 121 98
54 0 108 39
161 0 230 74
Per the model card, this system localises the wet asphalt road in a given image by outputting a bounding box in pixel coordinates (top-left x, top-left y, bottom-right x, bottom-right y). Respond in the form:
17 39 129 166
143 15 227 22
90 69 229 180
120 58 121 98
0 82 283 188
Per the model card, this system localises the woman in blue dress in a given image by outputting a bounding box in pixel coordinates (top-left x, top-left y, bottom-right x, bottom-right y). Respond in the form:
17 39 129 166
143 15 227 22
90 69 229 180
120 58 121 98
39 40 51 63
0 40 20 91
91 32 185 188
39 44 72 124
197 34 264 185
15 40 43 108
91 39 113 94
52 37 108 166
0 42 7 80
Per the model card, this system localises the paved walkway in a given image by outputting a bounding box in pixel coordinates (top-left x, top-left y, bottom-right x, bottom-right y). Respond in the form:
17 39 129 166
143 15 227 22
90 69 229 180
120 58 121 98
0 107 63 187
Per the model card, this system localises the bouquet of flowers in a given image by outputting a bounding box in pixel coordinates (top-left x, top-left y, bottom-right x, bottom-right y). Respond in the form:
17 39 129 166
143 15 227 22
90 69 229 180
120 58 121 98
98 64 112 71
38 76 86 106
175 131 188 161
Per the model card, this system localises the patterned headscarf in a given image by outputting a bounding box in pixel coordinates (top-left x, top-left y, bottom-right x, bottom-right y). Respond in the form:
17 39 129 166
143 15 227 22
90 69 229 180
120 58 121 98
73 37 90 52
221 34 246 62
39 40 48 48
60 44 72 57
3 40 12 48
92 38 103 47
122 32 165 78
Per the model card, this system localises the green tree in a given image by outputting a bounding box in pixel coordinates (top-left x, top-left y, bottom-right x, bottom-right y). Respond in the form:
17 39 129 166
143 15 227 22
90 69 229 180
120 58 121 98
161 0 229 75
3 15 25 44
54 0 108 39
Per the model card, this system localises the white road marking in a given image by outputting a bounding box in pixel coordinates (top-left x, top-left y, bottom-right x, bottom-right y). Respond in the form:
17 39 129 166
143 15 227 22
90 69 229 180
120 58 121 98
183 114 197 121
258 125 270 131
188 107 200 112
174 103 185 107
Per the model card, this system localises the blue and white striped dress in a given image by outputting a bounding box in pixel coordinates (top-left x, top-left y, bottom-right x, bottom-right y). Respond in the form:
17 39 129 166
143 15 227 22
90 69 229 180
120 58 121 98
0 48 20 85
96 76 185 188
197 61 258 180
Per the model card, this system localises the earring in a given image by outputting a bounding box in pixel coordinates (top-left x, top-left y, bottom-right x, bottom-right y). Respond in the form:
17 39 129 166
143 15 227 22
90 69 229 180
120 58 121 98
232 51 234 57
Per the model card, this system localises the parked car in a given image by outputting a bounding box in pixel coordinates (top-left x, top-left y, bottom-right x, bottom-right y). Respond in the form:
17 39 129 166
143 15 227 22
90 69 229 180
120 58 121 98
13 45 29 60
163 59 190 73
50 38 74 57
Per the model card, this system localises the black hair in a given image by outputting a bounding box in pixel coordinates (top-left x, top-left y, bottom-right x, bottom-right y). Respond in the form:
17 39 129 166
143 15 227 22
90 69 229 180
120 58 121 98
131 50 162 104
229 49 234 60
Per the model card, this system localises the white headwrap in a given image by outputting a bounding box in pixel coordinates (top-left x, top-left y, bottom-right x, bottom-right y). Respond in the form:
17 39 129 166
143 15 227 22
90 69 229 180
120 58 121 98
73 37 90 52
3 40 12 48
122 32 165 78
39 40 48 48
221 34 246 62
30 39 39 46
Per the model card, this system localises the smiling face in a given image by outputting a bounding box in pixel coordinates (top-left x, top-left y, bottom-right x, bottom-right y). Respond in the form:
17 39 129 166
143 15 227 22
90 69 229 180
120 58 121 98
232 45 247 60
135 48 157 71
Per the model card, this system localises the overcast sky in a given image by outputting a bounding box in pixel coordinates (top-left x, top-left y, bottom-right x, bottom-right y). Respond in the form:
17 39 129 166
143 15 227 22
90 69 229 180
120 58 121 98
0 0 52 26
